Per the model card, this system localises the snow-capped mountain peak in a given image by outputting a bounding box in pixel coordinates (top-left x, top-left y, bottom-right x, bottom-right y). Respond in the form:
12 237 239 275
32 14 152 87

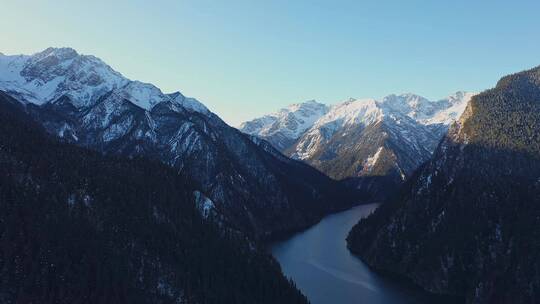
0 47 208 115
31 47 79 62
290 97 385 160
241 91 475 158
314 98 382 130
168 91 209 114
375 91 475 126
0 47 127 107
381 93 432 115
239 99 329 150
419 91 475 125
240 91 476 200
114 80 168 109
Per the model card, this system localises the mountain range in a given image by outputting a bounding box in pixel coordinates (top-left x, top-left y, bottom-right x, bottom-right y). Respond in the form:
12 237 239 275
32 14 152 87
5 46 539 304
239 100 329 151
241 92 474 200
347 65 540 303
0 47 359 240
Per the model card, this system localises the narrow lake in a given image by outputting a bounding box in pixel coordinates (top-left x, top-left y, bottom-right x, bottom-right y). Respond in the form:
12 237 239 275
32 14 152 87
270 204 439 304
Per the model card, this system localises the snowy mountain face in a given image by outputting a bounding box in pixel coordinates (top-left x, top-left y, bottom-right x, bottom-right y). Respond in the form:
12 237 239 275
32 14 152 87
0 47 209 113
242 92 473 201
292 92 474 200
381 92 475 126
291 92 474 162
239 100 329 151
0 48 356 238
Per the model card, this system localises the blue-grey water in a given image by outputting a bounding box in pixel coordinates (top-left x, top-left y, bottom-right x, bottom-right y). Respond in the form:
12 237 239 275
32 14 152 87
270 204 437 304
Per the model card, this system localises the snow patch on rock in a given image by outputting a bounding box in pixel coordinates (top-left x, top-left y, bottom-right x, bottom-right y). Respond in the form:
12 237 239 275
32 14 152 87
194 190 215 219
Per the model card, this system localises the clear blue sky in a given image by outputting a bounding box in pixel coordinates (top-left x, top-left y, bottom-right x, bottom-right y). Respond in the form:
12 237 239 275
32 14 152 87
2 0 540 125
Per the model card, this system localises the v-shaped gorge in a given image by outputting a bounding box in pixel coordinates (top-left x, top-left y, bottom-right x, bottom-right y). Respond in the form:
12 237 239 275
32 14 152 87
6 47 539 304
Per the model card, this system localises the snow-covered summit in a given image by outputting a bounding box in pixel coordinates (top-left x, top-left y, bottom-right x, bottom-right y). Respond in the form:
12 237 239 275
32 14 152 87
378 91 475 125
168 91 209 114
0 47 127 106
306 92 474 137
240 91 474 154
290 97 385 160
284 91 475 200
239 100 328 150
421 91 475 125
0 47 208 114
312 98 382 131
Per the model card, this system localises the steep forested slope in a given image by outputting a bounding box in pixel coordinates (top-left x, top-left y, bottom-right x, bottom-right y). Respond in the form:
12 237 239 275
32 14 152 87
347 66 540 303
0 91 307 304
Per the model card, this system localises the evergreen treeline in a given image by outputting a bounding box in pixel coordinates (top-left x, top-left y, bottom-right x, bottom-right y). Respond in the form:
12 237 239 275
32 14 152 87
0 91 307 304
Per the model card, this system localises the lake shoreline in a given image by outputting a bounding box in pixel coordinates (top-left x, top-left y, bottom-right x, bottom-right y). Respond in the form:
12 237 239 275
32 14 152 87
269 203 460 304
261 200 377 244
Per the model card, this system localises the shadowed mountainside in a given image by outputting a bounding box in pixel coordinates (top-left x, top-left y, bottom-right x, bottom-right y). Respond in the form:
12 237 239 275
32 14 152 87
347 65 540 303
0 91 308 304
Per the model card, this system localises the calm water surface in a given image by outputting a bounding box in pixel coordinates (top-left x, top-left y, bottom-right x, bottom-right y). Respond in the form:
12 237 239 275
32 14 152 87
270 204 438 304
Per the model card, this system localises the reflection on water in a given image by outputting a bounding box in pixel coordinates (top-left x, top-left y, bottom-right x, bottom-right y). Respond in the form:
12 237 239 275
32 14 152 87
270 204 440 304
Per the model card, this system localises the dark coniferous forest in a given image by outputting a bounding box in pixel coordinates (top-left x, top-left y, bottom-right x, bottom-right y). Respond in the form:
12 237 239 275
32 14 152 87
0 91 307 304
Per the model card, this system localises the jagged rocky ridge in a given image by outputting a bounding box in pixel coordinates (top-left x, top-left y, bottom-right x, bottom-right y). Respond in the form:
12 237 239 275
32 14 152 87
0 47 359 239
347 66 540 303
0 91 308 304
242 93 474 201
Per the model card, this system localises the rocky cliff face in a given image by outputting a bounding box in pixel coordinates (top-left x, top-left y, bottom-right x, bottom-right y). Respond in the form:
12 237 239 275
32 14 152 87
347 66 540 303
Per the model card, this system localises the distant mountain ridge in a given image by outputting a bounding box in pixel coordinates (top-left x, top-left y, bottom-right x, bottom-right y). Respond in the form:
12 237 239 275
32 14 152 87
241 92 474 200
239 100 329 151
0 47 358 239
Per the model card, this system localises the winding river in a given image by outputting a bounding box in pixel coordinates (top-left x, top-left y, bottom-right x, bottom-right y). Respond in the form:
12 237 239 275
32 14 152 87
270 204 438 304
